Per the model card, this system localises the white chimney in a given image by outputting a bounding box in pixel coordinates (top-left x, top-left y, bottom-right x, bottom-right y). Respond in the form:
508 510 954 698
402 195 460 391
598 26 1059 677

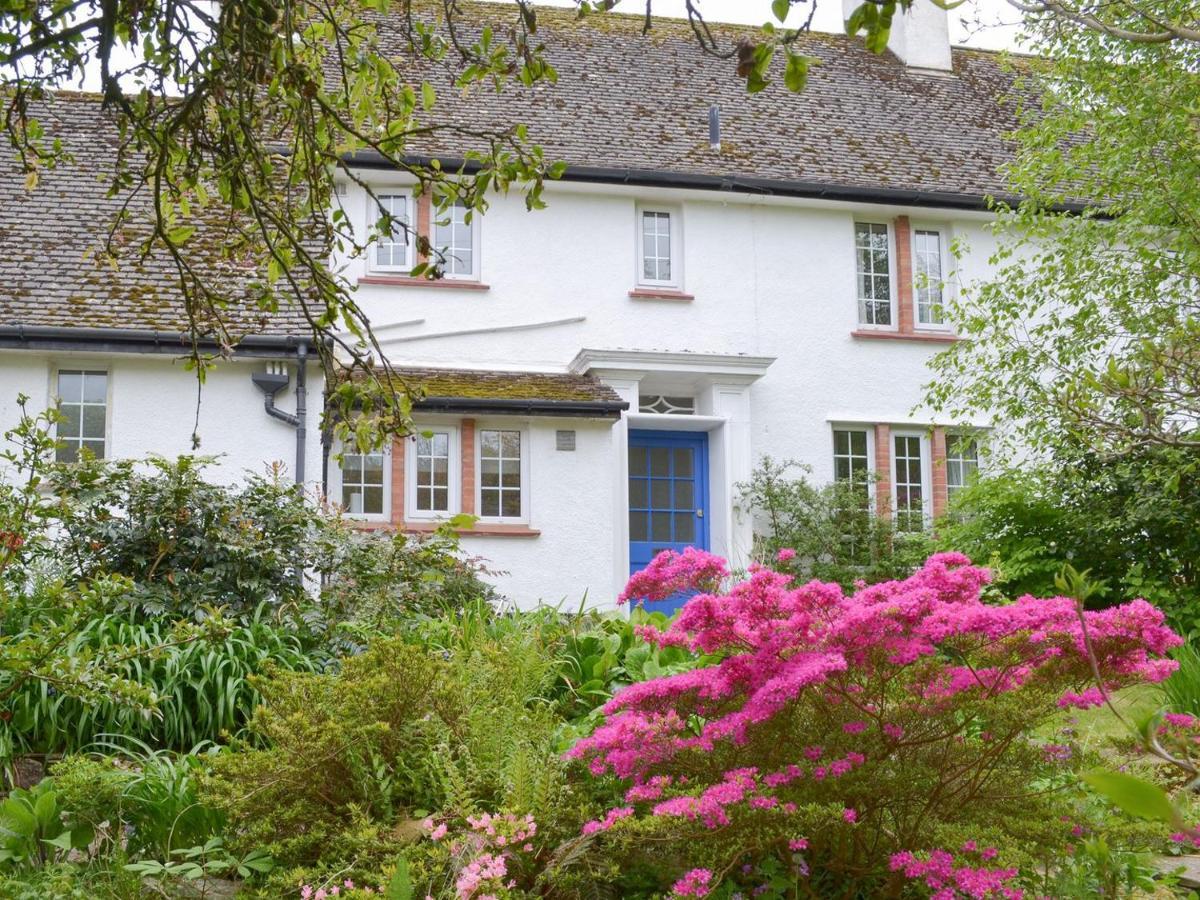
843 0 953 72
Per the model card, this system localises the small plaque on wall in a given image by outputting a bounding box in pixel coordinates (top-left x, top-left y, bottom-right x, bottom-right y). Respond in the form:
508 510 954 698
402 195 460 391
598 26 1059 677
556 430 576 451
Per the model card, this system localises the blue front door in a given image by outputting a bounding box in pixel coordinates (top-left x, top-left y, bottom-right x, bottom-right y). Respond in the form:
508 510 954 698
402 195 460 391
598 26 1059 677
627 430 709 614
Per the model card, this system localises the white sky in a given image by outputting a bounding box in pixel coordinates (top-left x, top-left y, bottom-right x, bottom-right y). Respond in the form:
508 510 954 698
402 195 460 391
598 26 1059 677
489 0 1027 51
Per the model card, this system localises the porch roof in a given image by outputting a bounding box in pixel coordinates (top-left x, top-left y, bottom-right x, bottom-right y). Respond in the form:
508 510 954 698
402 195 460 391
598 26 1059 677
390 366 628 419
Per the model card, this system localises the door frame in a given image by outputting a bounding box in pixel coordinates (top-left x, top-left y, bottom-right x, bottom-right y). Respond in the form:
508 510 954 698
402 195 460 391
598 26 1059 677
627 428 711 563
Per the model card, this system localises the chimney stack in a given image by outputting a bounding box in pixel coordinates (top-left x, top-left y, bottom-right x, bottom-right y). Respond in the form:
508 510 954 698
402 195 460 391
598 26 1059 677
844 0 953 72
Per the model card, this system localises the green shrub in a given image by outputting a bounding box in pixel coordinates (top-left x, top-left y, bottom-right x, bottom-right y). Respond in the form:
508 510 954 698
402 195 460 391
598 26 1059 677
739 457 934 588
1161 642 1200 717
46 455 325 622
201 638 450 863
0 779 91 870
938 448 1200 633
315 527 496 650
53 740 225 860
1 608 323 759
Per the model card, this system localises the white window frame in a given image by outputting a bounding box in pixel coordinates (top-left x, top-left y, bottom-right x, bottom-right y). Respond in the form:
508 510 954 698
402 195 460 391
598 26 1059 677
330 443 391 522
476 425 530 525
945 431 982 499
404 424 461 521
635 205 683 290
854 221 896 329
830 427 878 496
367 188 415 274
431 199 482 281
891 430 932 531
911 223 953 331
53 367 110 463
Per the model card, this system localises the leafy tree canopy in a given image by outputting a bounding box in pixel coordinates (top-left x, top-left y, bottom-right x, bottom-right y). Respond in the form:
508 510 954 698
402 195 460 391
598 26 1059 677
926 0 1200 459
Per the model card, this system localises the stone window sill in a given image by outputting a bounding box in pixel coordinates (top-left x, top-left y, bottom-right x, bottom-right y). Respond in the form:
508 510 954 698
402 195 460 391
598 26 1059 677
359 275 490 291
409 521 539 537
851 329 959 344
352 520 539 537
628 288 694 302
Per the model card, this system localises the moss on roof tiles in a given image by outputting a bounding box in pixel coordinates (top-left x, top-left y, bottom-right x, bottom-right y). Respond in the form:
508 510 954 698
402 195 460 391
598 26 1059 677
388 367 622 404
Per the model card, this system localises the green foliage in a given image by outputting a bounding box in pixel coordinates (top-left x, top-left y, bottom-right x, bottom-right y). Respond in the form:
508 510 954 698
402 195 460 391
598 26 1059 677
1081 770 1178 826
739 457 935 588
200 638 450 863
2 608 323 759
122 836 273 882
1042 836 1169 899
938 451 1200 631
926 0 1200 459
47 455 326 621
79 738 225 860
552 606 700 740
1162 643 1200 716
316 526 496 649
0 780 91 870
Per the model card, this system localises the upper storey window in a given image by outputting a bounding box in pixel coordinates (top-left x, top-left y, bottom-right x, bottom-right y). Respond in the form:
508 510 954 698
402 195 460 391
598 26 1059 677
371 191 413 272
914 227 947 326
433 200 480 280
637 206 682 290
855 222 892 326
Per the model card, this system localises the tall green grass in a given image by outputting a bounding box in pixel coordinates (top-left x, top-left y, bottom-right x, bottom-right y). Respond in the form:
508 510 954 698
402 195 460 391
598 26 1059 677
2 610 324 761
1161 642 1200 716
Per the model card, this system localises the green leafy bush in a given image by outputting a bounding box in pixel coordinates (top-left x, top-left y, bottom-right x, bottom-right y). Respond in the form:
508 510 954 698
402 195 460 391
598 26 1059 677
938 448 1200 632
0 779 91 870
739 457 934 588
1 608 323 759
46 455 325 621
314 526 496 650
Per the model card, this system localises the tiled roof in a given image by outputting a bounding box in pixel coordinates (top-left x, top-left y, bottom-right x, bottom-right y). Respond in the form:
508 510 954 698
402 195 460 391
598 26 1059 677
379 3 1029 203
0 93 312 338
390 366 626 415
0 8 1028 338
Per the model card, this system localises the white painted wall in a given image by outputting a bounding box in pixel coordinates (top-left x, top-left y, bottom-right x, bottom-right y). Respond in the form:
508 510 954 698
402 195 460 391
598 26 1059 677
0 180 1004 611
0 351 323 490
332 179 1003 606
457 417 616 609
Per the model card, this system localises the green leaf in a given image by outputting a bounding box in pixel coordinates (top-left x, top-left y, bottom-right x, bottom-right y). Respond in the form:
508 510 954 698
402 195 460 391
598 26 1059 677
387 855 413 900
167 225 196 245
43 831 74 852
784 53 809 93
771 0 791 22
1082 769 1178 824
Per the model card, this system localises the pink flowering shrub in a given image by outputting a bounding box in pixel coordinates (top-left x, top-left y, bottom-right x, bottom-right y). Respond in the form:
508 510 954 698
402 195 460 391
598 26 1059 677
568 550 1182 894
410 812 541 900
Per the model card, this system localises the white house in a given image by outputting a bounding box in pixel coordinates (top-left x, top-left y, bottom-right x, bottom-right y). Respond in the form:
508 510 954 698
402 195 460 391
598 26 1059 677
0 2 1024 608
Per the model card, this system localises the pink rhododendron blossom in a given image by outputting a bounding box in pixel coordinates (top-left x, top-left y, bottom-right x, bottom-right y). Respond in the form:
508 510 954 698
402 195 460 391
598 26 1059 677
776 548 797 562
567 552 1181 895
1057 687 1106 709
890 849 1021 899
789 838 809 850
672 868 713 897
581 806 634 835
619 547 729 605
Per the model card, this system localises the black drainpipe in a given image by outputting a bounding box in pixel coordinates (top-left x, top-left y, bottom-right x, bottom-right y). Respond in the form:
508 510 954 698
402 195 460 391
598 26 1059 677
253 341 308 485
294 342 307 485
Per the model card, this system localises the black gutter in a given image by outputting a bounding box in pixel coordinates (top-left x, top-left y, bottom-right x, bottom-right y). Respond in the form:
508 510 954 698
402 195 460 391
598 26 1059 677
416 395 628 418
0 325 318 359
345 151 1094 216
